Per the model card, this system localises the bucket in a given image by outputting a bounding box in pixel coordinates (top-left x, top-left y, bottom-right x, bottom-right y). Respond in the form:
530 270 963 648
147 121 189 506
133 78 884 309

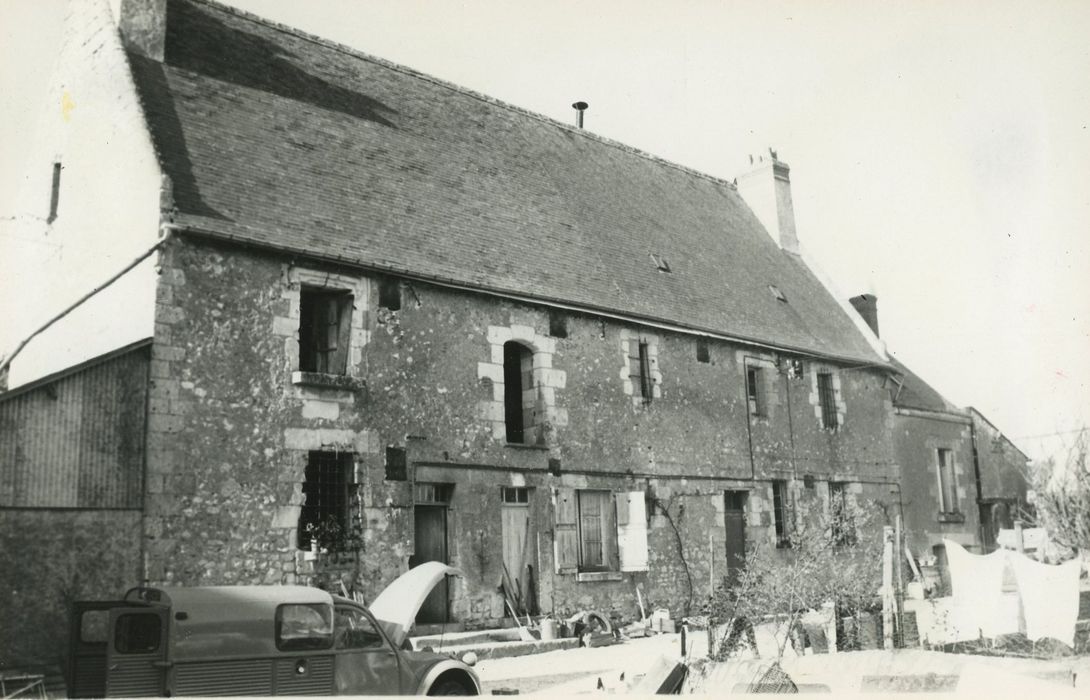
540 618 558 641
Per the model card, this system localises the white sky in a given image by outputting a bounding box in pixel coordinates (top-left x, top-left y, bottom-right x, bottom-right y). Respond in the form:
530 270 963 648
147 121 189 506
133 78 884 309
1 0 1087 463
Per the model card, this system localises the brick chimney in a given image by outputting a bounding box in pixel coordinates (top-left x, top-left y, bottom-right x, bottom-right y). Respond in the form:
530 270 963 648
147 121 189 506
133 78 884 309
849 294 880 337
736 148 800 254
116 0 168 61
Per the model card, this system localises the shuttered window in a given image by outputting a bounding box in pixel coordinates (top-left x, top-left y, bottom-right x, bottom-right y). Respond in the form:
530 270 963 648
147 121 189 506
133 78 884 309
554 488 646 574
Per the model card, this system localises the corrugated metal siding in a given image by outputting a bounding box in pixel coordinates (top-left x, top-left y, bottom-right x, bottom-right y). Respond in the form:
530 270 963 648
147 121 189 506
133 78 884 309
0 346 148 508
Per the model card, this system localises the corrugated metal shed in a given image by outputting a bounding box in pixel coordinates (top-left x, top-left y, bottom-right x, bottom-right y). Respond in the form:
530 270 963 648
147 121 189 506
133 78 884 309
0 339 150 508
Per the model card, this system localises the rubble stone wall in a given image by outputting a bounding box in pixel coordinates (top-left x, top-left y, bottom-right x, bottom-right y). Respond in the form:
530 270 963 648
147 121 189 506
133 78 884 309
145 236 899 624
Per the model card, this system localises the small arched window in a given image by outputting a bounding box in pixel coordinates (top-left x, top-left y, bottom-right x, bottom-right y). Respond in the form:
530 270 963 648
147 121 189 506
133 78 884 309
503 341 535 443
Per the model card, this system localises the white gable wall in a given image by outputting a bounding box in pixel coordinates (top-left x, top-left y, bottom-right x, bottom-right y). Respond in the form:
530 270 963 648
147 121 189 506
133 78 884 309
2 0 163 388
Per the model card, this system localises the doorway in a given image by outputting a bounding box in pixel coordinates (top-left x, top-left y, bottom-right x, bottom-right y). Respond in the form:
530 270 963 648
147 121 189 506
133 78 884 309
500 486 535 613
412 483 452 624
724 490 748 587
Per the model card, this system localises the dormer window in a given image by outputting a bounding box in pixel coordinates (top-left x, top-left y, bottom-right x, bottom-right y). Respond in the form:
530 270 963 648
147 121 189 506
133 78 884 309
650 254 671 273
769 285 787 302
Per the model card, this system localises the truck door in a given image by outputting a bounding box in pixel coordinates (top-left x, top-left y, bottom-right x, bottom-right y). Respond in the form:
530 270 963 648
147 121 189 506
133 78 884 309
105 606 169 697
332 605 402 695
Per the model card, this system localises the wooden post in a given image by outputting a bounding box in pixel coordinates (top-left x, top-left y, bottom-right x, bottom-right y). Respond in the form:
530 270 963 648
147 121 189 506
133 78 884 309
882 526 894 650
1014 519 1025 553
894 514 904 647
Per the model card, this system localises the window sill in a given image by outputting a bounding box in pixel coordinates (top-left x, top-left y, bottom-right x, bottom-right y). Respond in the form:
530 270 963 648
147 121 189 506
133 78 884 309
292 371 363 391
504 442 550 451
937 511 965 524
576 571 624 583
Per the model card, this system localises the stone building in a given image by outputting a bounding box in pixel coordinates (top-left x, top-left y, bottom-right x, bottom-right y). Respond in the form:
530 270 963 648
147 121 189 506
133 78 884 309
1 0 903 667
848 294 1029 565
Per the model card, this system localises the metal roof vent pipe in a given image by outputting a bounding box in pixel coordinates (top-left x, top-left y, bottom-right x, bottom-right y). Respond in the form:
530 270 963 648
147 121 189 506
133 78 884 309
572 101 589 128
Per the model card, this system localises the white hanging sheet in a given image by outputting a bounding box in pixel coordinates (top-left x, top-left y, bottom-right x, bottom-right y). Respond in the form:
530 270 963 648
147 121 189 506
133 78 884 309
943 539 1008 638
1007 550 1081 647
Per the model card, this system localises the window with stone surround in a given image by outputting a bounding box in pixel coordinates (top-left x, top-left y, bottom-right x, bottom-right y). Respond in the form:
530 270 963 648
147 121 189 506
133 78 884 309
937 448 958 513
503 341 537 443
298 451 353 550
747 365 767 416
299 287 353 375
633 342 653 403
817 372 839 429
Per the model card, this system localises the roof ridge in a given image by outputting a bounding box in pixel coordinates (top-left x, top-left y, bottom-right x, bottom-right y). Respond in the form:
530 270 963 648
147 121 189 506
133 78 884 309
187 0 739 191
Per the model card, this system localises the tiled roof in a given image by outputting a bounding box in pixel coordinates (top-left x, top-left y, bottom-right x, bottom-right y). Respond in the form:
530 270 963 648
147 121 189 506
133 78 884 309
888 356 961 413
130 0 885 364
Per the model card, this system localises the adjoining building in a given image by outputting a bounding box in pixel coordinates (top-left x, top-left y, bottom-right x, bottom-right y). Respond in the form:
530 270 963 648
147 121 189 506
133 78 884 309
848 294 1030 569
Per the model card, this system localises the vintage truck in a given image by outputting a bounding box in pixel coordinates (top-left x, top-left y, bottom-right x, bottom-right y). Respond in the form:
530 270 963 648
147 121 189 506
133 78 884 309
68 563 480 696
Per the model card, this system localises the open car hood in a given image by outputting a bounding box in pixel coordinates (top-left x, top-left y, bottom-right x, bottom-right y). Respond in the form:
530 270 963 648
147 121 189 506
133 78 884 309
370 562 461 647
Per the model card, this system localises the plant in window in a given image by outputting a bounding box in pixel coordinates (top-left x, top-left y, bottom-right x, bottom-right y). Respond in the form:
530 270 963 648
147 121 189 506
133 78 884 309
306 515 345 553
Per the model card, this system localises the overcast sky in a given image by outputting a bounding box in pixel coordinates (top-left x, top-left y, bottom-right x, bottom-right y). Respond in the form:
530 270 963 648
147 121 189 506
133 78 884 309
1 0 1087 464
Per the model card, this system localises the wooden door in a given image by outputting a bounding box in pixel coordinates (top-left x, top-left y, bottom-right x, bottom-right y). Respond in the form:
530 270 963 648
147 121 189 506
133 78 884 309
724 491 748 587
501 504 530 604
412 505 449 624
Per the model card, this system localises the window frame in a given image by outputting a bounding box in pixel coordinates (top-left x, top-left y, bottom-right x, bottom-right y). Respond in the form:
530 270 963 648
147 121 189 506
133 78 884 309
637 342 653 402
746 365 767 416
936 448 959 513
772 480 792 548
298 451 353 550
576 489 616 573
298 286 354 376
502 341 536 444
817 372 839 429
275 603 334 652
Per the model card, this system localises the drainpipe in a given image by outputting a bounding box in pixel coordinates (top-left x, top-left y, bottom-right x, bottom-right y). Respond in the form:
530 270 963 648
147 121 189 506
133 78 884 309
968 417 986 548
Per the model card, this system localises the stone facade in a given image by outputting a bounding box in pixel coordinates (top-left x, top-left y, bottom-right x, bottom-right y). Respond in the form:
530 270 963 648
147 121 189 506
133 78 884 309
895 409 980 557
141 235 900 625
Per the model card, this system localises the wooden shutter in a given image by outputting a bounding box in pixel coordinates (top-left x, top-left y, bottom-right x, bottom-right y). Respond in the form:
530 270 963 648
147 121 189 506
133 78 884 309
603 492 619 571
616 491 649 572
553 487 578 574
329 294 353 375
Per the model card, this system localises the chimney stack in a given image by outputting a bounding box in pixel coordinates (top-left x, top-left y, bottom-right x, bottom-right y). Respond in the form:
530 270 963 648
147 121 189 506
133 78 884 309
572 101 588 129
849 294 880 337
116 0 168 61
735 148 800 254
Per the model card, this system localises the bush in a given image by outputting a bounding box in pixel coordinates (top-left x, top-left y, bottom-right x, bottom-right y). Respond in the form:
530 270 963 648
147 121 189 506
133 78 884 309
704 489 885 659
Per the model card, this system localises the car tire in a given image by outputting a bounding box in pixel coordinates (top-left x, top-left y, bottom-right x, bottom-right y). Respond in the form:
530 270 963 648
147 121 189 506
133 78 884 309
427 679 474 695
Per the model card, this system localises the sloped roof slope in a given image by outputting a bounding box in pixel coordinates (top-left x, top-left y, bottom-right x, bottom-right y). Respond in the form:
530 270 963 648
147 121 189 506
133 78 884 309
889 356 961 413
130 0 883 364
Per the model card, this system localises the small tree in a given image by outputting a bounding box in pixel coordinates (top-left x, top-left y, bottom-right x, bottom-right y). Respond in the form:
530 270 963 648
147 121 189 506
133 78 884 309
704 489 885 660
1029 428 1089 556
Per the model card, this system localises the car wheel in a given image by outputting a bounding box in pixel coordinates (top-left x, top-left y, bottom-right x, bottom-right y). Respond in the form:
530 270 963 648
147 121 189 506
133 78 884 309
427 679 473 695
